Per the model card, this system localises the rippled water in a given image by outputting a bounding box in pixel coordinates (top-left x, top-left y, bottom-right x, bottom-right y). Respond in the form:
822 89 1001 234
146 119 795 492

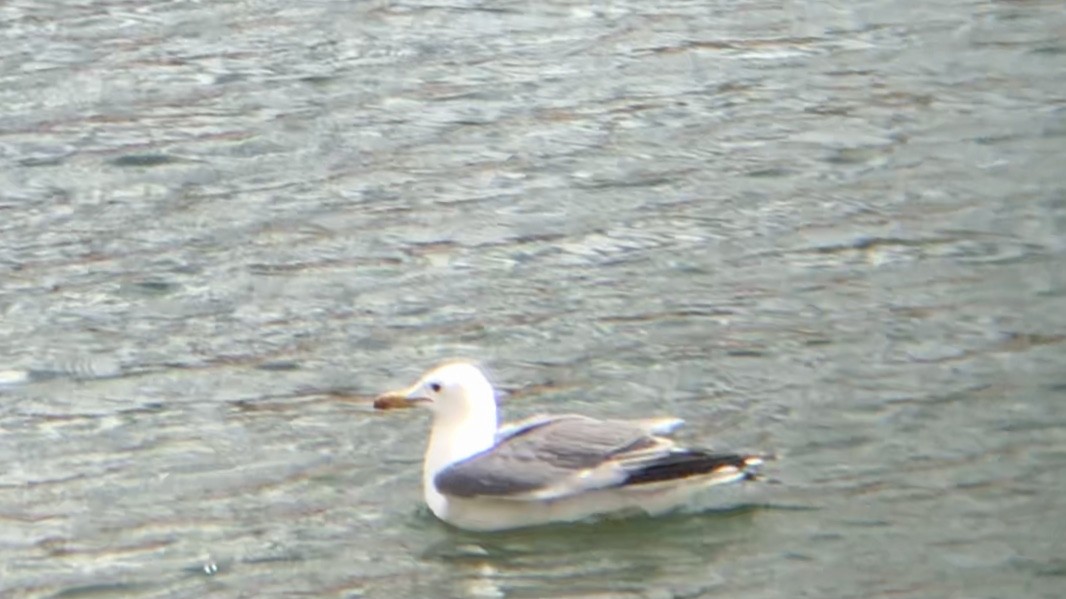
2 0 1064 597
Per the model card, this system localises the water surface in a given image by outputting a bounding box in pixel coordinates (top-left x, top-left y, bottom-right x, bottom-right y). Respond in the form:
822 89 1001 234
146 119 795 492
1 0 1064 597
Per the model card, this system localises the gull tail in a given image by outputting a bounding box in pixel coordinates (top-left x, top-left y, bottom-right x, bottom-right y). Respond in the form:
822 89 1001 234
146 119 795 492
622 450 765 486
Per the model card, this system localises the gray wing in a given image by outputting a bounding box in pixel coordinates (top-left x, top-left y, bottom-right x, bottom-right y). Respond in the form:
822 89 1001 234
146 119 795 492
495 414 684 442
435 415 678 501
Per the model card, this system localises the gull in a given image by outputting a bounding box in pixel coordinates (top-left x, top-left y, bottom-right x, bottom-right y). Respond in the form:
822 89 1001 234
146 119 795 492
380 361 765 531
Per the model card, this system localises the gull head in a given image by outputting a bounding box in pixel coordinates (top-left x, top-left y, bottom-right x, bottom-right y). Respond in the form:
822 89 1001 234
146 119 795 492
400 361 498 424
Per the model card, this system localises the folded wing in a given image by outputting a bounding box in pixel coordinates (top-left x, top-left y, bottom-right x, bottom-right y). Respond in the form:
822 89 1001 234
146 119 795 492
435 415 756 502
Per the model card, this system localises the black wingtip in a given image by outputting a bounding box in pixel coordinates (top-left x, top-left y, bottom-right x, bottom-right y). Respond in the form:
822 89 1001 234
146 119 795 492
623 450 763 486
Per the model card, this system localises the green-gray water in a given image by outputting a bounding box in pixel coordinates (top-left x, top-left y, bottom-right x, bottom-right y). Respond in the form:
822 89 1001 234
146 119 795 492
1 1 1064 597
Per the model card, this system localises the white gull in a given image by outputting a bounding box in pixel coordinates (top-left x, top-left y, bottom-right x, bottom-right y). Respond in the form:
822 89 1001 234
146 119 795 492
383 361 765 531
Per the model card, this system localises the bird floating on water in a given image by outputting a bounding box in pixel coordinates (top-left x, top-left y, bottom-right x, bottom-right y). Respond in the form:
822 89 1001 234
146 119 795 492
376 361 765 531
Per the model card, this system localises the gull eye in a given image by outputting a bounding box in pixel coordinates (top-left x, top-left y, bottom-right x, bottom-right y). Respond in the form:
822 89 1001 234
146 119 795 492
430 382 442 393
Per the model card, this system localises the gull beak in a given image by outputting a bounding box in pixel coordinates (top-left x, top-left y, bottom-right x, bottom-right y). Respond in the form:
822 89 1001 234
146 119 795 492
373 382 431 410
